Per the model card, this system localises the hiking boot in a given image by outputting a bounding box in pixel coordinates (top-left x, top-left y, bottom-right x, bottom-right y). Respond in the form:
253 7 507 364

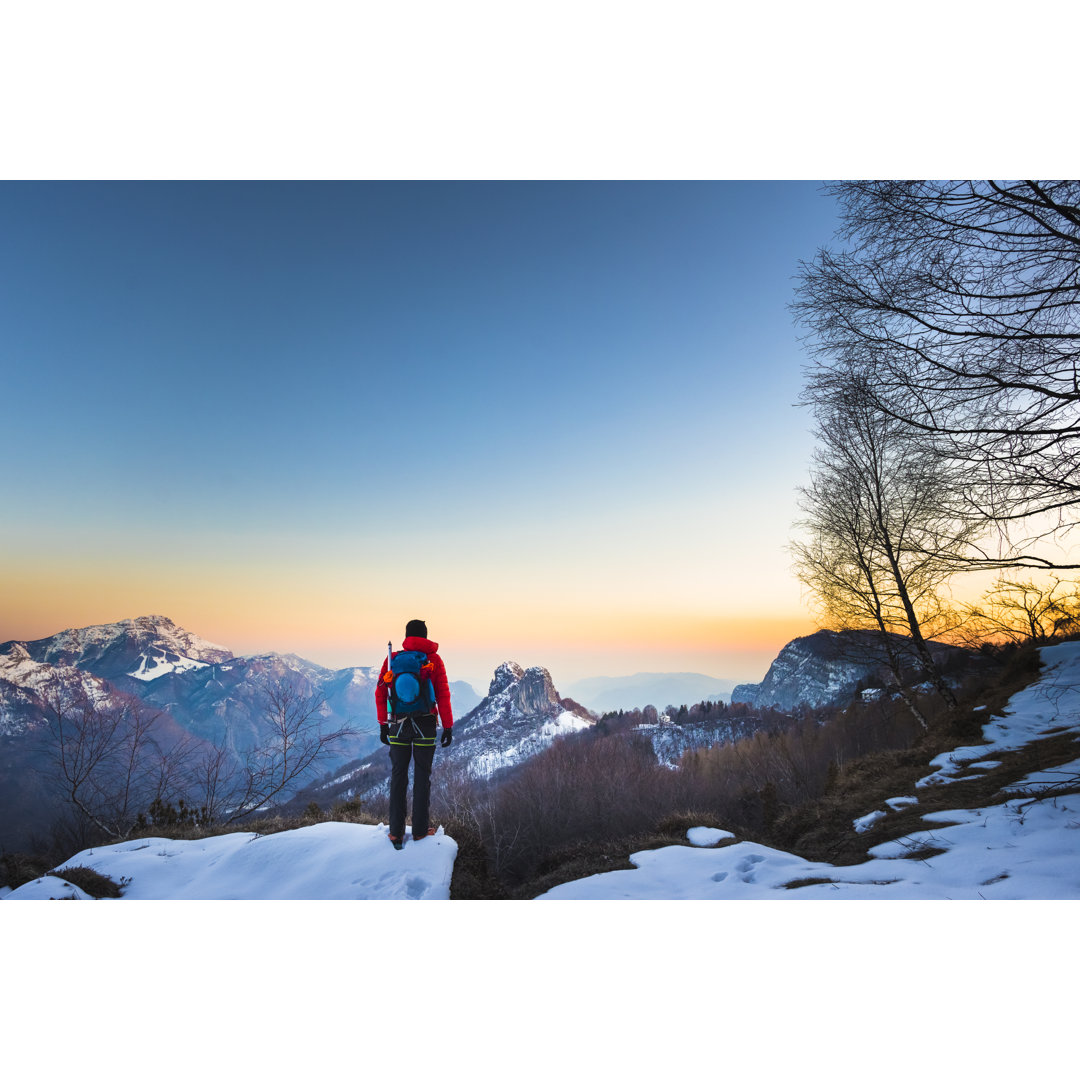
412 826 437 842
389 834 404 850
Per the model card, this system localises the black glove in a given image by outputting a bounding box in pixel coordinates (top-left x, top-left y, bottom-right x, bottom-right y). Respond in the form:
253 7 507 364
440 728 453 747
380 726 390 745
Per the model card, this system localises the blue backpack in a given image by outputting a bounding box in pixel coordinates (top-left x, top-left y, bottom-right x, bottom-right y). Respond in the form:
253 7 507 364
387 649 436 718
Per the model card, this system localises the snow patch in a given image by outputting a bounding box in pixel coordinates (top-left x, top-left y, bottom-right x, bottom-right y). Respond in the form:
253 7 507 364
853 810 888 833
128 650 210 681
885 796 919 811
687 827 734 847
5 821 457 901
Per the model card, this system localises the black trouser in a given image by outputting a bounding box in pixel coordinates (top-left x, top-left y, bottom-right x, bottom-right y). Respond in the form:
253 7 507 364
387 714 437 839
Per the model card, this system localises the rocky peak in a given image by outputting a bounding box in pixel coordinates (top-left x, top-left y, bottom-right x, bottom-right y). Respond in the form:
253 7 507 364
514 666 564 715
445 660 595 780
489 661 526 697
481 661 573 719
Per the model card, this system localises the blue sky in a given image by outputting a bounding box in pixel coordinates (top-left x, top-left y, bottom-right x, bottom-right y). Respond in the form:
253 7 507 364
2 181 841 687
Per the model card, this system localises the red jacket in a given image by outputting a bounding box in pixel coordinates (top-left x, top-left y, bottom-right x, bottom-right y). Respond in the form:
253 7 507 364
376 636 454 728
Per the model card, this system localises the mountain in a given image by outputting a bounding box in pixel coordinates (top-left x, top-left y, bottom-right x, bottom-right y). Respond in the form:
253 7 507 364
730 628 971 712
0 626 217 852
7 614 234 688
1 621 374 762
450 662 595 778
563 672 738 713
446 680 482 715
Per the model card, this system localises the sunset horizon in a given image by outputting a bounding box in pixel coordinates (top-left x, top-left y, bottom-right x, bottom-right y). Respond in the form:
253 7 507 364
2 180 837 693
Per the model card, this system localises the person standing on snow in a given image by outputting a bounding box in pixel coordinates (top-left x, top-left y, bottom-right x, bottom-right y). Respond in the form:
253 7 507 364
376 619 454 850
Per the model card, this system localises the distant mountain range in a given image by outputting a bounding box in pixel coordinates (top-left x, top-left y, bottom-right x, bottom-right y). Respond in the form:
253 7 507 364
562 672 739 713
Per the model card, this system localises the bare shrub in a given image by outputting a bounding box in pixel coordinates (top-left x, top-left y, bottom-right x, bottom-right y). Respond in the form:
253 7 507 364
477 734 681 884
51 864 126 898
41 679 194 843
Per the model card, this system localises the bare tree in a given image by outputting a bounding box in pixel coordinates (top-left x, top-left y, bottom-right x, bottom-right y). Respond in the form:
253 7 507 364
183 740 239 826
959 574 1080 646
219 680 352 824
792 377 979 717
42 677 192 841
795 180 1080 568
42 673 353 838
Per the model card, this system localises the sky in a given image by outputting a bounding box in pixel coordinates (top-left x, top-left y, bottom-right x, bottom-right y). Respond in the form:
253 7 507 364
0 180 840 688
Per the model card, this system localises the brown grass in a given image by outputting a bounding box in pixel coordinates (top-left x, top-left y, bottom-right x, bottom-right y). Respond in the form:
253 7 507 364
0 853 125 898
506 810 738 900
52 865 126 898
0 852 53 890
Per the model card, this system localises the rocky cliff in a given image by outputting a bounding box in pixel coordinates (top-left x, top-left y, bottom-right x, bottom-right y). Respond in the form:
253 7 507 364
731 629 969 712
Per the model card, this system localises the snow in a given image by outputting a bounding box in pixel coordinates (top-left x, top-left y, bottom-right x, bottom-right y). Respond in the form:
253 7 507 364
5 822 456 900
538 641 1080 900
128 649 210 681
46 616 232 666
537 776 1080 900
885 795 919 810
465 709 596 779
540 710 592 736
2 877 94 900
687 826 735 846
0 649 113 719
853 809 887 833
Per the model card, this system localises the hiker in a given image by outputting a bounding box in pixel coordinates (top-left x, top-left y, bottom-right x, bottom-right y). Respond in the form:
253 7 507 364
376 619 454 850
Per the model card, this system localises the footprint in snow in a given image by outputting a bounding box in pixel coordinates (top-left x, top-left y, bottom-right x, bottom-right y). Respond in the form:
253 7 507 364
736 854 765 883
405 876 428 900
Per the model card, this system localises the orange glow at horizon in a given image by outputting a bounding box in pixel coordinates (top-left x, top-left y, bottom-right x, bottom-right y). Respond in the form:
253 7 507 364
1 559 817 687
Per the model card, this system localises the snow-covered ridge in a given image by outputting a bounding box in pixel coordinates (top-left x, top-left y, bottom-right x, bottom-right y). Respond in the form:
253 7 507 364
0 648 115 734
2 614 234 684
46 615 229 661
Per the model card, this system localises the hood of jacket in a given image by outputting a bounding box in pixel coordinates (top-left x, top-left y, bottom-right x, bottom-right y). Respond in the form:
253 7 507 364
402 636 439 656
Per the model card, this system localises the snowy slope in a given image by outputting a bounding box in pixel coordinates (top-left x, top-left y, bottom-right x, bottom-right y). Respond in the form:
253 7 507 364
0 644 120 734
538 641 1080 899
3 822 456 900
